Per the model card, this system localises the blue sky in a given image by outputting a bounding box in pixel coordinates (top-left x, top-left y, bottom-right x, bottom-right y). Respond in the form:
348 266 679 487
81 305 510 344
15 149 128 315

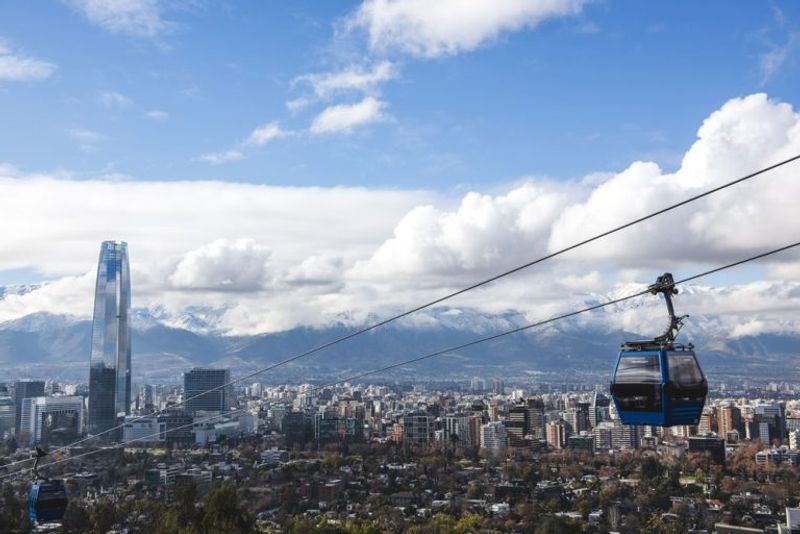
1 1 800 336
1 1 798 189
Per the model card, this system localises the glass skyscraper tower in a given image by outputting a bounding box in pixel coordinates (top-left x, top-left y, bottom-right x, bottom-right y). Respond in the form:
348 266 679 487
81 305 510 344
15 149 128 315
88 241 131 437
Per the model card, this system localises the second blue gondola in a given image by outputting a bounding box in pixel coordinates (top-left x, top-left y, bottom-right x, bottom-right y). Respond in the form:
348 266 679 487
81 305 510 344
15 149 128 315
27 447 68 523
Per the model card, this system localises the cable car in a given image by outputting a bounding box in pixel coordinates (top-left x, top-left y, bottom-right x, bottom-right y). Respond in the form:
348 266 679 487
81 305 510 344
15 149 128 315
610 273 708 427
27 447 68 523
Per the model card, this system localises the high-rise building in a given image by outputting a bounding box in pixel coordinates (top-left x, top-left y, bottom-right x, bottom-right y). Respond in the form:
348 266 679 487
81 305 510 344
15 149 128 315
589 391 610 428
526 399 545 440
546 420 567 449
184 368 232 414
789 429 800 450
14 380 45 437
480 421 508 452
0 395 15 438
505 405 529 446
612 420 640 450
401 412 434 445
19 396 84 447
688 435 726 464
718 403 743 437
88 241 132 437
443 413 471 448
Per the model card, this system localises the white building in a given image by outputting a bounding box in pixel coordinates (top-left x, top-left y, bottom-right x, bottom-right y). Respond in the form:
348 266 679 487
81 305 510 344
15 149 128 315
122 416 166 445
480 421 508 452
789 429 800 451
20 396 84 447
443 413 471 447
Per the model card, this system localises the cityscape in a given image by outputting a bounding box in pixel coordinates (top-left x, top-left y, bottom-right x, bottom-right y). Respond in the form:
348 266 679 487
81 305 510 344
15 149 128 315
1 242 800 532
3 1 800 533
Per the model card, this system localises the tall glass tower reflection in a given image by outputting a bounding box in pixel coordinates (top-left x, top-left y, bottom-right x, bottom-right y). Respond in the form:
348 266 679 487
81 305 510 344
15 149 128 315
88 241 131 438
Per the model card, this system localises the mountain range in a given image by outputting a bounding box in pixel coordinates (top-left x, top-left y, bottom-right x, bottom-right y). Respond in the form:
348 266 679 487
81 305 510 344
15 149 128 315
1 297 797 385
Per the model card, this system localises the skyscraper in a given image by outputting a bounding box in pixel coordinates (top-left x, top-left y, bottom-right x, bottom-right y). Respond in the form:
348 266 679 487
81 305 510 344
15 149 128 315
14 380 45 437
184 368 232 414
88 241 132 437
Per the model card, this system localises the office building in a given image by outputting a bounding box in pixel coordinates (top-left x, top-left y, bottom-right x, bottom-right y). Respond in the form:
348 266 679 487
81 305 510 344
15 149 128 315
546 420 567 449
14 380 45 437
718 403 743 437
688 434 726 464
480 421 508 452
401 412 434 445
88 241 132 438
443 413 471 448
122 416 166 445
19 396 84 447
505 405 529 446
184 368 232 414
0 396 15 438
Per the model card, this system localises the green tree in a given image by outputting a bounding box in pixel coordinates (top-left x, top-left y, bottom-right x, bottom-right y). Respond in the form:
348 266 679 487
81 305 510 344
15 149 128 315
200 484 254 533
61 502 91 533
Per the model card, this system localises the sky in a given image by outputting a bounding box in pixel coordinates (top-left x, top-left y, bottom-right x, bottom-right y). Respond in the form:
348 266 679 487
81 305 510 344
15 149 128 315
1 1 800 337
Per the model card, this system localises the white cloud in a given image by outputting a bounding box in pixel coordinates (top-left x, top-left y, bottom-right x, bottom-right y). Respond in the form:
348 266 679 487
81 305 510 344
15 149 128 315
759 33 797 86
199 121 288 165
310 97 388 134
286 97 312 112
64 0 171 38
170 239 273 291
352 92 800 300
352 181 572 279
3 93 800 337
67 127 105 151
244 122 286 147
196 149 244 165
285 255 345 287
347 0 585 58
294 61 396 99
0 171 431 331
67 128 104 143
144 110 169 120
100 90 133 108
0 42 56 82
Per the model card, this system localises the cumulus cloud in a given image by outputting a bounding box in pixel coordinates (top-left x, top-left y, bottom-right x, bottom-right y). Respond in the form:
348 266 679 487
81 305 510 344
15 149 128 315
243 121 286 147
2 93 800 336
199 121 288 164
294 61 396 99
196 149 244 165
0 170 430 331
347 0 585 58
310 97 388 134
64 0 172 38
348 93 800 328
285 255 345 287
353 181 573 279
170 239 273 291
549 93 800 264
100 90 133 108
0 42 56 82
144 110 169 120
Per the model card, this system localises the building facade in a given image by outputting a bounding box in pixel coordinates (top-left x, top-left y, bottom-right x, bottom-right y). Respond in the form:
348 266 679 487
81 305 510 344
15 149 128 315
14 380 45 437
480 421 508 452
184 368 232 414
19 396 84 447
88 241 132 437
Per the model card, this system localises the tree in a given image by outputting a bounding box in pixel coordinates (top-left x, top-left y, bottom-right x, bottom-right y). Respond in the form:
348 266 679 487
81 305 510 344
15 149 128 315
200 484 255 533
61 502 91 533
